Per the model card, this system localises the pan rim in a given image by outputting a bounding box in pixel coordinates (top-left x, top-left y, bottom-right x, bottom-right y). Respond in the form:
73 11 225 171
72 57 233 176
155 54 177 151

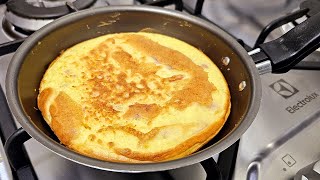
6 5 262 172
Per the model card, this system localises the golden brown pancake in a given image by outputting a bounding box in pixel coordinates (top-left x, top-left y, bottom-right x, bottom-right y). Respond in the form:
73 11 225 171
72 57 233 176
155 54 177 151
37 32 231 163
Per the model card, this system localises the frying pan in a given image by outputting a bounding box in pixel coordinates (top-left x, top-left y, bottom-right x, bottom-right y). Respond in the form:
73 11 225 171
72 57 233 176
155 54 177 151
5 6 320 172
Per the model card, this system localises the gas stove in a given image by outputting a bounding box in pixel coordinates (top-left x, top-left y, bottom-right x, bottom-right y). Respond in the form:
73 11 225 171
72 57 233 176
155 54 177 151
0 0 319 180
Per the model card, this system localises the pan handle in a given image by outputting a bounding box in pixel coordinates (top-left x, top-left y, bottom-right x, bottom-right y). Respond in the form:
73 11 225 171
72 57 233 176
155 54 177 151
250 11 320 74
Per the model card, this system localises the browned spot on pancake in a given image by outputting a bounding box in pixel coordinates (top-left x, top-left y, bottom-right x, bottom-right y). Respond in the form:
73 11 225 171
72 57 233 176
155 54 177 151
49 92 83 145
37 87 54 119
167 75 184 82
112 119 227 162
123 34 216 109
97 139 103 145
117 148 132 156
140 127 160 143
108 142 115 148
82 40 170 123
81 34 215 122
169 75 216 109
88 134 96 141
82 123 91 130
123 103 161 120
112 49 160 76
97 125 160 143
105 38 115 44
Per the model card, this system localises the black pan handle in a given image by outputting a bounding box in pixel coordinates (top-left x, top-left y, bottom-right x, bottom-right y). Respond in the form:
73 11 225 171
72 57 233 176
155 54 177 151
251 11 320 74
4 128 38 180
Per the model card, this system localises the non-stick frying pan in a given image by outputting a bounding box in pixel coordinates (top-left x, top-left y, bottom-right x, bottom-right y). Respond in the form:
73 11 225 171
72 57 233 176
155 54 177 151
5 5 320 172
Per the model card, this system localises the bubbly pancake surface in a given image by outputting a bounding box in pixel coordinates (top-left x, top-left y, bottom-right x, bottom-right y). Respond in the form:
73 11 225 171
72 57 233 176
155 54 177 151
37 32 230 162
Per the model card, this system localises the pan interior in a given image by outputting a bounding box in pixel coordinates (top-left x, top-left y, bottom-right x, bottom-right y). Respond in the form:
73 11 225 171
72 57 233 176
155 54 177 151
16 8 253 165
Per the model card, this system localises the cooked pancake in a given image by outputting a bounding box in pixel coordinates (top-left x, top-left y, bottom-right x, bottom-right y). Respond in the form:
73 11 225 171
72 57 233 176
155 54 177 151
37 32 231 163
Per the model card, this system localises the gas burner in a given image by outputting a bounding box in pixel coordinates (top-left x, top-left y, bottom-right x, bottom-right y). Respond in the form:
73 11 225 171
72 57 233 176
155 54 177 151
2 18 33 39
26 0 78 8
3 11 54 38
3 0 97 38
6 0 96 19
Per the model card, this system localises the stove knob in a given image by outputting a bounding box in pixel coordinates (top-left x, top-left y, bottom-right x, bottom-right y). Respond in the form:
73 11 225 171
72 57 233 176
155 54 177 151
294 160 320 180
313 160 320 174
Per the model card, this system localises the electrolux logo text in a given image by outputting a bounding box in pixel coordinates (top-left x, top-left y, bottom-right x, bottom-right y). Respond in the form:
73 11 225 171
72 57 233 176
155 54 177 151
269 79 319 114
285 93 319 113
